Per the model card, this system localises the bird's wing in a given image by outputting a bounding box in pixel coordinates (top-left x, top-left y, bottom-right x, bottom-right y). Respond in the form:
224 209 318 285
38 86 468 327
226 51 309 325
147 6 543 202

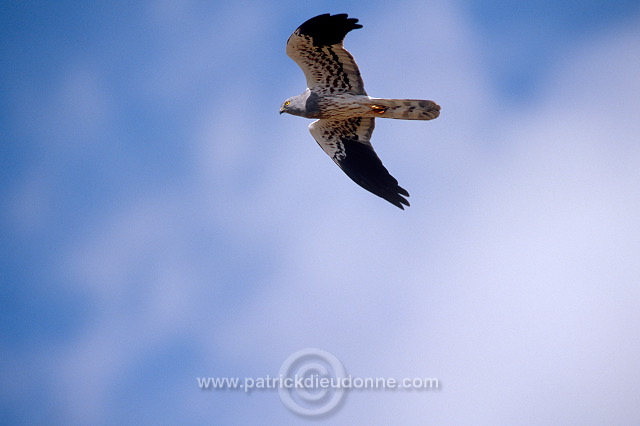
286 13 367 96
309 118 410 209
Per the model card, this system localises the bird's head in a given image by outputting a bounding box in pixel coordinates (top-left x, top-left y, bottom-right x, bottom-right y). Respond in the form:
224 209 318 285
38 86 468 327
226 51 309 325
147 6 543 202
279 92 313 117
280 96 305 116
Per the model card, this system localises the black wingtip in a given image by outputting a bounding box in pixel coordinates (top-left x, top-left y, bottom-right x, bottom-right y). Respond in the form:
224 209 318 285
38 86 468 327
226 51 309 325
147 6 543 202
389 191 411 210
378 184 410 210
393 188 411 210
296 13 362 46
334 139 411 210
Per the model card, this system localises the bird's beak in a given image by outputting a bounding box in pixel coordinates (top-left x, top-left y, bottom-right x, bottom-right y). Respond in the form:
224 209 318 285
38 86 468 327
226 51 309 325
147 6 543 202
279 108 284 115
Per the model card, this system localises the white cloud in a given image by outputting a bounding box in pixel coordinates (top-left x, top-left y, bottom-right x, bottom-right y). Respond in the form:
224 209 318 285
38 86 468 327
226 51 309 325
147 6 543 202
343 10 640 425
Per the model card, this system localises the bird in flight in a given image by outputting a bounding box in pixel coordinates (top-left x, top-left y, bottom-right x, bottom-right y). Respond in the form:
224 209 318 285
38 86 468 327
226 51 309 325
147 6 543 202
280 13 440 209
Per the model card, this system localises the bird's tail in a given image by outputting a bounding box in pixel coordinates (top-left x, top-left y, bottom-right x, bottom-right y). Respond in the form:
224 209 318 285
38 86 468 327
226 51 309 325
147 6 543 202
366 98 440 120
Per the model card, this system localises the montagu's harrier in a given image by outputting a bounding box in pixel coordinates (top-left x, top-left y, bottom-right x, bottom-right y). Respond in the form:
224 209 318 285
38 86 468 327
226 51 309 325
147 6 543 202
280 13 440 209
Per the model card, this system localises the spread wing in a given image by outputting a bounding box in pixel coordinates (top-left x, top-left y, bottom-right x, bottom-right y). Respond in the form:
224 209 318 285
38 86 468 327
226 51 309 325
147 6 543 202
286 13 367 95
309 118 410 209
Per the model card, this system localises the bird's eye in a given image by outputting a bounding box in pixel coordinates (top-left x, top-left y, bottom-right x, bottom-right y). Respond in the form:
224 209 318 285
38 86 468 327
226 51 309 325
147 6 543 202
284 101 291 106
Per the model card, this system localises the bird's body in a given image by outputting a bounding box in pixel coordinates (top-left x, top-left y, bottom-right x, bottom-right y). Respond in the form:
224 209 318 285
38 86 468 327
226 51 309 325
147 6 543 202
280 13 440 209
284 89 439 121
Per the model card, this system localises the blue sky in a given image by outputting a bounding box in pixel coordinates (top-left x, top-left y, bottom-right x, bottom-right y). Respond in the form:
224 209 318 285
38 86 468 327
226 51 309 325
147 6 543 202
2 0 640 424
